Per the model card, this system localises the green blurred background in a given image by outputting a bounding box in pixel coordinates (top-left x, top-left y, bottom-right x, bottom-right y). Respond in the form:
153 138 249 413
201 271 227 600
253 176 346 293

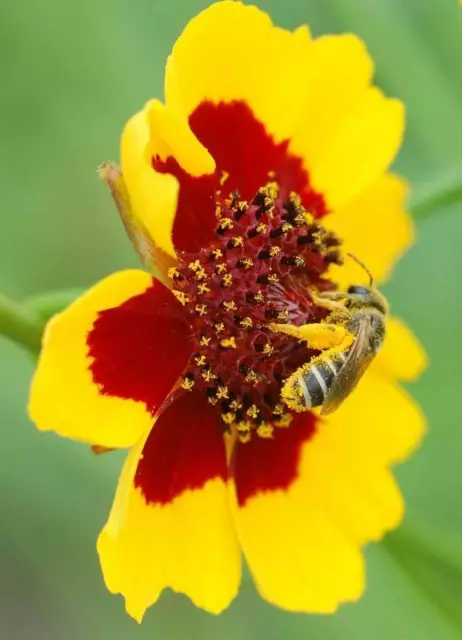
1 0 462 638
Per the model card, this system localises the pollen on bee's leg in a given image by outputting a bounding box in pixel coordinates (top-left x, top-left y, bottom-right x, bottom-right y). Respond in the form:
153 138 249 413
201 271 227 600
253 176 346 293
269 322 351 351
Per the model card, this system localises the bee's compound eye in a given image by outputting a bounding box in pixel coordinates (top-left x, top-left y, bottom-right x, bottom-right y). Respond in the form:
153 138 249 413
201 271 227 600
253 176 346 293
347 285 369 295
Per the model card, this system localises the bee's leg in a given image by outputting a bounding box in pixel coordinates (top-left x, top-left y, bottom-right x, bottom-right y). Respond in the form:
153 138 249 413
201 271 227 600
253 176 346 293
311 291 350 315
269 322 353 351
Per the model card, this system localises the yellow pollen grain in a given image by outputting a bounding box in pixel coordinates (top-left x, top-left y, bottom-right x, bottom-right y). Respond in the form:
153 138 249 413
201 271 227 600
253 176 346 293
167 267 179 279
294 255 305 267
237 420 251 432
195 354 207 367
172 290 189 306
273 403 285 416
188 260 202 272
216 263 228 274
282 222 292 233
242 258 254 269
245 370 259 383
220 337 237 349
247 405 259 419
238 200 248 212
212 248 223 259
270 246 281 257
268 274 280 284
216 386 229 400
254 291 265 303
195 304 208 317
278 310 289 321
238 431 251 444
195 268 207 281
230 399 243 410
197 283 210 295
222 412 236 425
276 413 293 428
256 222 267 234
268 170 276 179
220 217 234 231
262 343 274 356
224 300 237 312
208 396 218 406
201 369 216 383
220 170 230 186
289 192 302 207
215 322 225 333
257 423 274 439
222 274 233 287
264 196 273 208
240 317 253 329
199 336 211 347
215 204 222 218
181 378 194 391
232 236 244 247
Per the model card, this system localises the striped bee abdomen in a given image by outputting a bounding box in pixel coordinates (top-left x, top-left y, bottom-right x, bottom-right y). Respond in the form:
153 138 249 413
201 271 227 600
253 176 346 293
297 351 347 409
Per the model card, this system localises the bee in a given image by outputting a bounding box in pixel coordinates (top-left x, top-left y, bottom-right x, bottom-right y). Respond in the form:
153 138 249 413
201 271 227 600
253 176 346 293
280 255 388 415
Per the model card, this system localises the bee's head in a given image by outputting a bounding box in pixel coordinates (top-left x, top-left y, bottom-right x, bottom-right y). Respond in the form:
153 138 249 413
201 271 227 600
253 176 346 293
346 284 388 314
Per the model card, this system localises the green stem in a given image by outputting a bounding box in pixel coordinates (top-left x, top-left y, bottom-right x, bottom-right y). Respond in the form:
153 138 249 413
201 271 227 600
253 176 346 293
410 169 462 219
0 293 43 356
24 289 83 324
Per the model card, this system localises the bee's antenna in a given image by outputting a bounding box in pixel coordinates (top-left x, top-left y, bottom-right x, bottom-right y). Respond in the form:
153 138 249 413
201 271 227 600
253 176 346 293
347 253 374 286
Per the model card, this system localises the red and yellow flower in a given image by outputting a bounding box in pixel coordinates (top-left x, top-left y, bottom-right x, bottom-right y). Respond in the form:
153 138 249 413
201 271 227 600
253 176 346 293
29 1 427 622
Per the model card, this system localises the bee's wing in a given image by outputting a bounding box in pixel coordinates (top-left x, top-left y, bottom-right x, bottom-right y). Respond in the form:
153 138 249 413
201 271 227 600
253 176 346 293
98 162 159 272
320 318 375 415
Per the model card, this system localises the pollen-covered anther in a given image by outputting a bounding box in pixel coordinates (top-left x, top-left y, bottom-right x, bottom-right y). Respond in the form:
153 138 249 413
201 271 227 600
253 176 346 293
197 283 210 295
194 354 207 367
221 274 233 287
257 423 274 438
247 405 260 419
167 267 180 279
215 322 225 333
201 369 216 383
199 336 211 347
219 217 234 232
262 343 274 356
211 248 223 259
172 290 189 306
216 263 228 274
216 386 229 400
220 337 236 349
195 304 208 317
240 317 253 329
245 370 259 383
181 376 195 391
228 236 244 249
230 399 243 410
223 300 237 312
221 411 236 425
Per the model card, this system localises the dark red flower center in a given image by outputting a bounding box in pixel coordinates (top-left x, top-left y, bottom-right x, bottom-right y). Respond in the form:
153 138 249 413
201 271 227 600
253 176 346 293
170 181 342 441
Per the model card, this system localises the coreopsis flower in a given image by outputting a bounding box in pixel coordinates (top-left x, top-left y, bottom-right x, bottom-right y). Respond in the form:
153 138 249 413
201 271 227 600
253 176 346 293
29 0 427 622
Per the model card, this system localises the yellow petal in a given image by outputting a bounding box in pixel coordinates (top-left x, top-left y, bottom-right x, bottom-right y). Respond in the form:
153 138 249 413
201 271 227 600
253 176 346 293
121 100 215 259
29 271 191 448
373 316 428 382
326 173 413 286
165 0 312 142
98 392 241 620
296 86 404 211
